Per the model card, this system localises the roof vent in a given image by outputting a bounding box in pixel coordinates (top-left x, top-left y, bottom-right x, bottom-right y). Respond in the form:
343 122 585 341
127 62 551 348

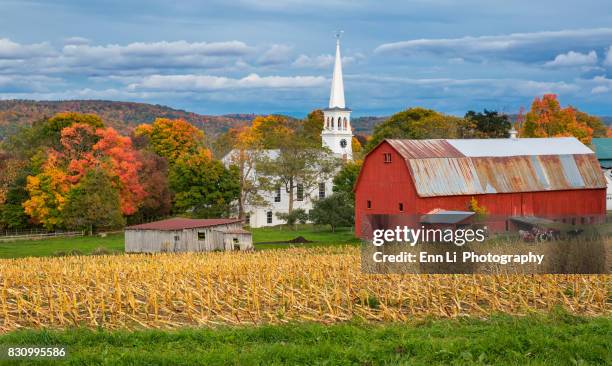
509 127 518 140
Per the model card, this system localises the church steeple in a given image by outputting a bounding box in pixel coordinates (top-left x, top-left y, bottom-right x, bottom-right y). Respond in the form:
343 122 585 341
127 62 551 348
321 32 353 160
329 34 345 109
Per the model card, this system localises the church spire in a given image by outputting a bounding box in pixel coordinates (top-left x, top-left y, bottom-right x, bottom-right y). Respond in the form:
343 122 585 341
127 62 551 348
328 32 345 109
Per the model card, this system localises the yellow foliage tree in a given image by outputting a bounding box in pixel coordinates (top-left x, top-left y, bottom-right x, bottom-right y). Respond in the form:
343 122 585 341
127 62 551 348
22 153 70 229
136 118 205 164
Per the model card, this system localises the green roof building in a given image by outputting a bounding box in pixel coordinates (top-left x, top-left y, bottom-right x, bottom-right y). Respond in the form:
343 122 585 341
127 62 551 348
592 138 612 169
591 138 612 210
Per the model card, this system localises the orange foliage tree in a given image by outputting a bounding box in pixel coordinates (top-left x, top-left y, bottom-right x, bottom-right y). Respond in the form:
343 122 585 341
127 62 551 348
520 94 593 144
23 122 147 229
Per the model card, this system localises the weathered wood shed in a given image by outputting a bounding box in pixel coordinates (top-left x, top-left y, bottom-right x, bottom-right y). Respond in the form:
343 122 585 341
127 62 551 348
125 218 253 253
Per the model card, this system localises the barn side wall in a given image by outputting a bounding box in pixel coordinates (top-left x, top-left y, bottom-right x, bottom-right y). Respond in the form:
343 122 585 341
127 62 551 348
354 141 607 237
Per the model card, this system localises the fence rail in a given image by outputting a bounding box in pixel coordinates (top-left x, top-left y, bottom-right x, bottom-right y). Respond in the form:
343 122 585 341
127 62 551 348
0 231 84 243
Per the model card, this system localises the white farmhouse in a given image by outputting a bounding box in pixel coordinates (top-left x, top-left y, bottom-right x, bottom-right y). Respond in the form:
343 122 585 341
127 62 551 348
222 36 354 227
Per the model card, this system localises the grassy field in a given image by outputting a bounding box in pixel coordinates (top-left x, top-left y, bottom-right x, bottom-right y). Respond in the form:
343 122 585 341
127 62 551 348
0 313 609 365
0 234 125 259
0 225 357 259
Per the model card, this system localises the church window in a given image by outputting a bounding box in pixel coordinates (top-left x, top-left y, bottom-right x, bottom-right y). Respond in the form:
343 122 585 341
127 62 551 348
297 184 304 201
318 183 326 199
274 186 281 202
267 211 273 224
331 118 334 129
343 118 348 130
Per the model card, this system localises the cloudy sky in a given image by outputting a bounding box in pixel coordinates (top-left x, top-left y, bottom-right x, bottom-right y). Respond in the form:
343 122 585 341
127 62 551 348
1 0 612 117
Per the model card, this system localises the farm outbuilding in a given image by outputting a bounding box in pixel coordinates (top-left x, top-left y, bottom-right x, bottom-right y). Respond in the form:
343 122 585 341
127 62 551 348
125 218 252 253
354 137 607 237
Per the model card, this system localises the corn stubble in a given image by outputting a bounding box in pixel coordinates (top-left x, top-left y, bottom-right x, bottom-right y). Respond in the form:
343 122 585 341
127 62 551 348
0 247 609 331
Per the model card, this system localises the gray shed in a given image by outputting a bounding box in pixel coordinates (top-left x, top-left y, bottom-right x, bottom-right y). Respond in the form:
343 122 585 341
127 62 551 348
125 217 253 253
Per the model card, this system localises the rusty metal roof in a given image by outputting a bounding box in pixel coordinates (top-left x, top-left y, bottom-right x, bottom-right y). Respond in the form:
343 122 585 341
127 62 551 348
385 138 606 197
387 139 464 158
126 218 243 231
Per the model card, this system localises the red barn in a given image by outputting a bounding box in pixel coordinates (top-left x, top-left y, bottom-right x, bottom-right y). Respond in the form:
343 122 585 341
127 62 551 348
354 137 606 237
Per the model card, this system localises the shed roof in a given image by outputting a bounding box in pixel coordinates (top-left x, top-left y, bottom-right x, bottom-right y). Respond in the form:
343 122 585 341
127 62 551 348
420 209 475 224
126 217 243 231
384 138 606 197
214 228 251 235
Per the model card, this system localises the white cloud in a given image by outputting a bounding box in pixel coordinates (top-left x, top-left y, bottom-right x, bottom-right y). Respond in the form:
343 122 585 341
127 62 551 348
0 75 63 92
292 54 334 68
127 73 327 91
0 38 55 59
591 86 609 94
375 28 612 63
292 54 356 68
545 50 597 67
257 44 293 65
349 74 579 97
64 40 251 57
604 46 612 66
589 75 612 94
62 37 91 46
0 38 256 74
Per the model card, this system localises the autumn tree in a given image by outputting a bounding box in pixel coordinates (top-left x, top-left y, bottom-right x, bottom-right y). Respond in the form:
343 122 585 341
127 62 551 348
365 107 471 151
22 152 70 229
256 136 339 214
135 118 205 165
62 168 125 234
575 110 607 138
169 149 240 218
21 118 147 229
251 115 295 149
464 109 511 138
223 126 268 219
299 109 324 147
211 128 239 159
43 112 105 140
133 151 172 221
59 124 146 215
521 94 593 144
0 152 31 229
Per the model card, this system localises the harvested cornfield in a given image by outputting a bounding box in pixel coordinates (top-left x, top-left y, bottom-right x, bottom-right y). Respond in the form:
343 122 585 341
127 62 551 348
0 246 609 332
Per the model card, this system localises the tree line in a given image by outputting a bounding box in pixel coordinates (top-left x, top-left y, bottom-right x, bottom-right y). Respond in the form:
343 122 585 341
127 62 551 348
0 94 607 233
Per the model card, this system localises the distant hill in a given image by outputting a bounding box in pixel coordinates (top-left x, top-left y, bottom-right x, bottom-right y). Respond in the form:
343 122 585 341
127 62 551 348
0 100 252 139
6 100 603 142
351 116 387 134
0 100 388 141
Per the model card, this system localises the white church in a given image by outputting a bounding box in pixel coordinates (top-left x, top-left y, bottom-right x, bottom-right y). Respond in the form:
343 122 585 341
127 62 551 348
222 37 354 227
